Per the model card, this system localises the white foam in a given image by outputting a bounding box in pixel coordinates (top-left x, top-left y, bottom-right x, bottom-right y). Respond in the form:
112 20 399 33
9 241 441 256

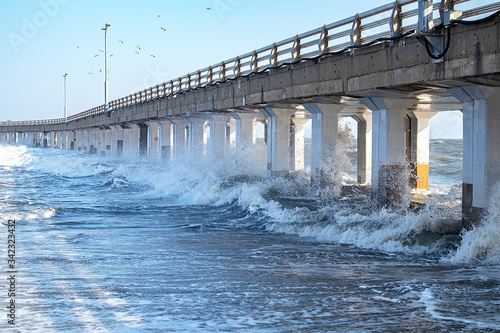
451 182 500 263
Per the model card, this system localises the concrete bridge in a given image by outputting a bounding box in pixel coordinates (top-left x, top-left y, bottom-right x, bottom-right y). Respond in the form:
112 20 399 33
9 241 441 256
2 0 500 227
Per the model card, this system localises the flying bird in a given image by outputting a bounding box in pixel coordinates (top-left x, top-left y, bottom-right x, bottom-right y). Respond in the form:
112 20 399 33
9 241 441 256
88 72 93 75
207 7 212 10
110 54 114 57
161 27 166 31
135 51 140 54
94 54 99 57
119 40 124 43
158 15 161 17
137 45 141 49
151 54 156 58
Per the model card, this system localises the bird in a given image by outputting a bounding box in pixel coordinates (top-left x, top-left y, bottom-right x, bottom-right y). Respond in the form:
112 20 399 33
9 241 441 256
110 54 114 57
77 46 80 49
151 54 156 58
161 27 166 31
100 49 104 52
135 51 140 54
137 45 141 49
88 72 93 75
17 56 21 59
94 54 99 57
158 15 161 17
119 40 124 43
207 7 212 10
99 69 102 72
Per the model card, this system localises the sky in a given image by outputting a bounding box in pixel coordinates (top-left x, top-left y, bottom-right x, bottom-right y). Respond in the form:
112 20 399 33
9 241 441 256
1 0 488 139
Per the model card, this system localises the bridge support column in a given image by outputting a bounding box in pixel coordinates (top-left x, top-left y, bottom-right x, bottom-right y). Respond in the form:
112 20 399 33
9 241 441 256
109 126 118 157
260 107 296 177
207 114 230 160
304 103 345 185
450 86 500 227
185 117 207 160
407 109 438 190
231 112 256 150
127 123 141 157
352 111 373 185
105 127 113 157
122 125 131 157
146 121 161 159
291 117 310 171
361 97 416 209
170 118 188 160
157 120 172 160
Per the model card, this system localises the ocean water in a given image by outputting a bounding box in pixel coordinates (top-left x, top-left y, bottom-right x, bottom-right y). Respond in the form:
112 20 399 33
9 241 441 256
1 139 500 332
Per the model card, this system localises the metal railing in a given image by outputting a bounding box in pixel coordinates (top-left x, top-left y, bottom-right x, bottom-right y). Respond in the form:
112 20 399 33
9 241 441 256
1 0 500 128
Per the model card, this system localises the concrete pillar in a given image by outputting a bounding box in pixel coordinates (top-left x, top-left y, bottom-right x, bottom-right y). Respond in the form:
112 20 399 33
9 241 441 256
128 123 141 157
450 86 500 226
352 112 373 184
304 103 345 184
146 121 161 159
122 125 131 157
170 118 189 160
115 125 125 157
105 128 113 157
231 112 256 149
227 117 237 153
109 126 118 157
207 114 230 160
157 120 172 160
260 107 296 176
407 109 438 190
185 117 207 160
361 97 416 209
291 117 310 171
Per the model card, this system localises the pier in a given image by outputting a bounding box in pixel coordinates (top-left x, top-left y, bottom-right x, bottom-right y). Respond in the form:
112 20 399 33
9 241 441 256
2 0 500 227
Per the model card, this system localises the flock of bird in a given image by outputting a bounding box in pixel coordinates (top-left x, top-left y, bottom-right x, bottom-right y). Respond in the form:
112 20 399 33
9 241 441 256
16 8 215 76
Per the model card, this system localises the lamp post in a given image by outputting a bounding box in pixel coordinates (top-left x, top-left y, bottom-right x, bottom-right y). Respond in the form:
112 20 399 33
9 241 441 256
102 23 111 116
63 73 68 123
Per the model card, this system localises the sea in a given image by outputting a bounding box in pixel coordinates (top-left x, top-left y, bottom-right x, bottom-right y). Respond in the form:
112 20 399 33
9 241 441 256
1 138 500 332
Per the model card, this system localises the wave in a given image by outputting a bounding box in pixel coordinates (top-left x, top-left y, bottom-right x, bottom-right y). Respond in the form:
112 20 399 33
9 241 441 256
3 138 499 264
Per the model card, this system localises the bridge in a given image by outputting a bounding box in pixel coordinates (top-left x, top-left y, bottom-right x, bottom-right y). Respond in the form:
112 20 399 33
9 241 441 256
1 0 500 227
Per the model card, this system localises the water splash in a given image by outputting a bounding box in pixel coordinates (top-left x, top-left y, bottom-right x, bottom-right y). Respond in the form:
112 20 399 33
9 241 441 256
451 183 500 263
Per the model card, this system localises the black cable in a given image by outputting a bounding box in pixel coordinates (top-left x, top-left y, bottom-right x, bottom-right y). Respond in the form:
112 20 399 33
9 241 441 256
424 26 451 60
451 9 500 25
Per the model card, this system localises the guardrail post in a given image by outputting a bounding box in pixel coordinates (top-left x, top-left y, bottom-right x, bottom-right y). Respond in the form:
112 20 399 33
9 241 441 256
350 13 361 55
251 50 258 72
417 0 434 34
207 66 213 85
318 25 328 55
234 57 241 77
196 70 202 87
220 61 226 81
391 0 402 43
292 35 301 62
270 43 278 67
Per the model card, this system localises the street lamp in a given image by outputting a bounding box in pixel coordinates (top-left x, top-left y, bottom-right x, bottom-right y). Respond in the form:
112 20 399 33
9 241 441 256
102 23 111 116
63 73 68 123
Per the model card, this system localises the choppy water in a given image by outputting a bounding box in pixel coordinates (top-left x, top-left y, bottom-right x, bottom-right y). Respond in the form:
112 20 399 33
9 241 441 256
1 140 500 332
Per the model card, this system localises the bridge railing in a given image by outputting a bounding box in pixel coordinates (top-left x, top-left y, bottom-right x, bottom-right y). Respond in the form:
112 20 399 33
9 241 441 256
2 0 500 128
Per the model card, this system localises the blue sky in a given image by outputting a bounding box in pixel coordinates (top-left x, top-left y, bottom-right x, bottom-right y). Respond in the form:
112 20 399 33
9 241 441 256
1 0 485 138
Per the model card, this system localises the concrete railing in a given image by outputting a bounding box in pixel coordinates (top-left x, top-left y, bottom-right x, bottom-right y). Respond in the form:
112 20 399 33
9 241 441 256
1 0 500 128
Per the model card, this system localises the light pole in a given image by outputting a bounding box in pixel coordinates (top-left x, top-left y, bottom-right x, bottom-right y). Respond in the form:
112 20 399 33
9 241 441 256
63 73 68 123
102 23 111 116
